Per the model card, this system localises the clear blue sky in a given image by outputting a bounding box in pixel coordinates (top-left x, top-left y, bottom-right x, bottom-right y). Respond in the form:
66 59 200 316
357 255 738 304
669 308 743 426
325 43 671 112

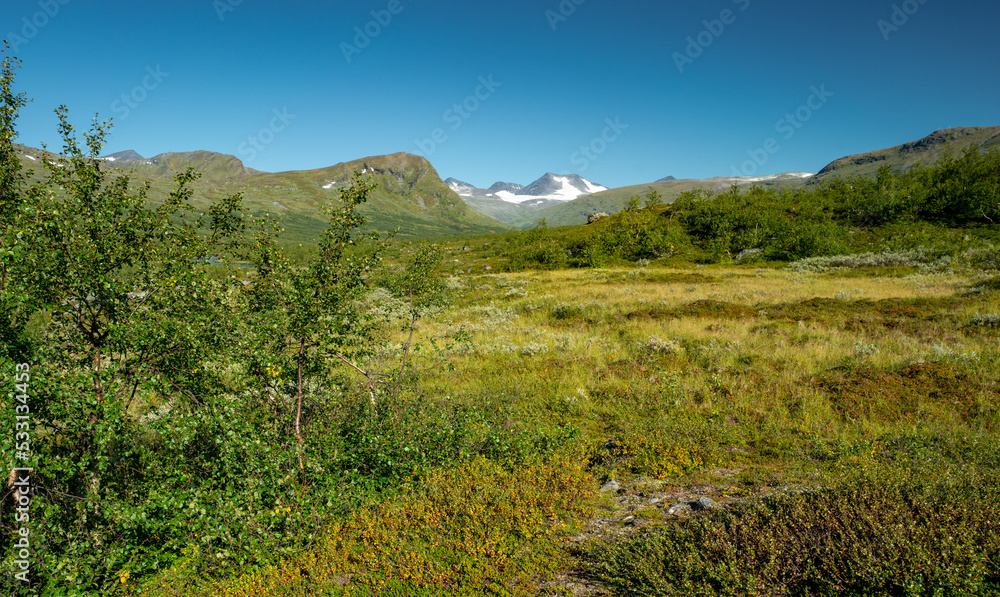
4 0 999 188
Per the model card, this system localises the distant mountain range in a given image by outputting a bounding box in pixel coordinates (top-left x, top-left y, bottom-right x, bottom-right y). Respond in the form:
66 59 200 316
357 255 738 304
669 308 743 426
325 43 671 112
504 172 815 229
14 125 1000 236
443 173 609 225
466 126 1000 227
445 173 608 205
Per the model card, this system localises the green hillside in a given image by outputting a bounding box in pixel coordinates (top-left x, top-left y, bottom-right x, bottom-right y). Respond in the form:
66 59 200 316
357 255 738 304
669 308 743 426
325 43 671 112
812 126 1000 182
16 147 509 243
139 150 261 179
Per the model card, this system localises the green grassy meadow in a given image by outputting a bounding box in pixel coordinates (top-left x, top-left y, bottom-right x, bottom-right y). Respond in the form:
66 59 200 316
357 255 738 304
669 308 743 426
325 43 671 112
129 260 1000 596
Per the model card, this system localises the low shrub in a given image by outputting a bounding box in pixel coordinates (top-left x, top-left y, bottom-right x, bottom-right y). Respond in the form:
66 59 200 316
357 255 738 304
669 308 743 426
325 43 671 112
137 454 596 597
585 464 1000 596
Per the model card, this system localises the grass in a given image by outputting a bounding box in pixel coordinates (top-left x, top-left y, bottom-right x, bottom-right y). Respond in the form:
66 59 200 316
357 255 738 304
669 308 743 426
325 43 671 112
132 262 1000 596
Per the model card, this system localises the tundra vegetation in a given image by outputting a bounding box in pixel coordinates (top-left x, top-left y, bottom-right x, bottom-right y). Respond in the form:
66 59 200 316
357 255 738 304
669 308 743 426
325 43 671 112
2 51 1000 596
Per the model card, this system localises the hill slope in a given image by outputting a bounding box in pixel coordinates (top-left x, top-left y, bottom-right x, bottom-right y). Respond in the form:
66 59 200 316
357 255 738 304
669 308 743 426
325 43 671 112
812 126 1000 182
17 148 509 242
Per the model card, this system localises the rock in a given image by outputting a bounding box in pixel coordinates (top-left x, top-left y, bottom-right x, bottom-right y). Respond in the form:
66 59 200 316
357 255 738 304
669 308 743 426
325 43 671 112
667 503 691 516
692 496 718 511
622 515 636 524
483 266 492 271
648 497 661 505
588 212 610 224
599 480 620 493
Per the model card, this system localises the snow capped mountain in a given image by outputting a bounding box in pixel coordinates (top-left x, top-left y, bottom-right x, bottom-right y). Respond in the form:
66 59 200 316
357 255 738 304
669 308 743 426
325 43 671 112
446 173 607 204
518 173 607 200
444 178 480 197
487 181 524 195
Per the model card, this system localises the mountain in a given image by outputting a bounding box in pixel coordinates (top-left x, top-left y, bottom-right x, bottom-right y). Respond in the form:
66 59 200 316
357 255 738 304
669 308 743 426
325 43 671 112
101 149 145 162
299 153 507 237
139 150 263 180
444 177 564 224
488 181 524 194
508 172 814 229
812 126 1000 182
657 176 677 182
447 172 608 224
443 178 481 197
511 173 608 202
446 173 606 204
20 149 508 242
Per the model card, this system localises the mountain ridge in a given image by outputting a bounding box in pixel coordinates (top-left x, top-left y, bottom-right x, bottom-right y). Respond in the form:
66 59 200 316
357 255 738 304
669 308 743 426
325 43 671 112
18 148 508 241
812 126 1000 182
17 123 1000 237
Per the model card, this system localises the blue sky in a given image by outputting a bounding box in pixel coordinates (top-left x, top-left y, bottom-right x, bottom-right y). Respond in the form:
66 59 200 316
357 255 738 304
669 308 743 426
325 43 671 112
4 0 999 189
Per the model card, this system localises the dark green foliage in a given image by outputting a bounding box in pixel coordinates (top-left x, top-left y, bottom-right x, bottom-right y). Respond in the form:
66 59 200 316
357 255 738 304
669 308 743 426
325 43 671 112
589 195 679 261
673 185 849 261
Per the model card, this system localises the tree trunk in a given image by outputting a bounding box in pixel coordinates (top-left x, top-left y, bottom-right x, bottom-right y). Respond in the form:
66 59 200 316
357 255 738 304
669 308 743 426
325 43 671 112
295 339 305 470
